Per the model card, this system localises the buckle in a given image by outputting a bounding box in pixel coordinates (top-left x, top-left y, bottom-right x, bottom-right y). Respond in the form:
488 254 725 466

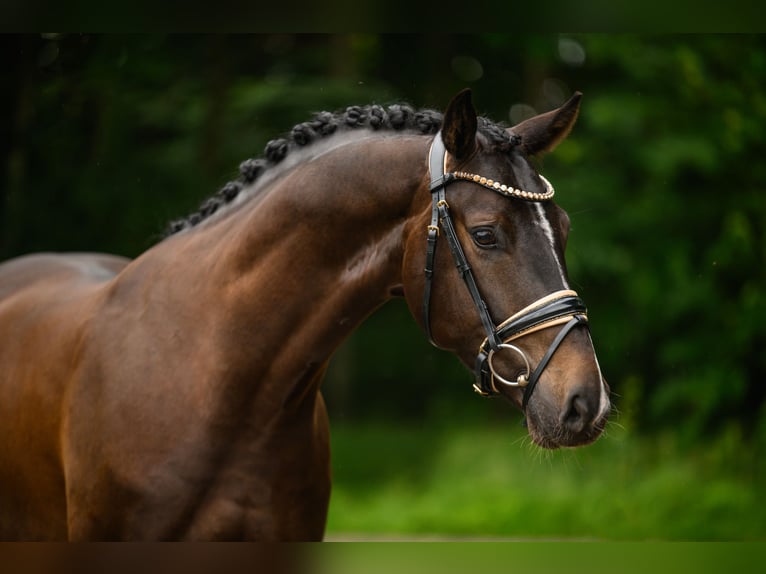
472 383 491 397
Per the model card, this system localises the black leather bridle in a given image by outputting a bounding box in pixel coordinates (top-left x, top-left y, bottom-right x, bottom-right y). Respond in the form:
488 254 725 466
423 132 589 410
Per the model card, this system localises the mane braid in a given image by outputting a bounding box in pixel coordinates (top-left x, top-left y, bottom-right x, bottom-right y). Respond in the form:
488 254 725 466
163 104 519 236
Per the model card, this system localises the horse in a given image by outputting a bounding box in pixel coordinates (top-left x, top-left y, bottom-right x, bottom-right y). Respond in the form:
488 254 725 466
0 88 610 540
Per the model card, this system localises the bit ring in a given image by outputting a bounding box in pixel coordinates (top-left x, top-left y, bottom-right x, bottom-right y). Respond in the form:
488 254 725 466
487 343 531 388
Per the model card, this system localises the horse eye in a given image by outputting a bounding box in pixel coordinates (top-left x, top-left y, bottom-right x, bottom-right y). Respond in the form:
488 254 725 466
471 227 498 248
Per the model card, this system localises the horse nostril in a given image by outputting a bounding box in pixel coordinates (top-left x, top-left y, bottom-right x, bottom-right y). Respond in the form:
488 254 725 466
561 393 593 434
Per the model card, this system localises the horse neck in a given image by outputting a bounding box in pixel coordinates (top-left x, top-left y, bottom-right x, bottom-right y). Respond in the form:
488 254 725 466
146 133 429 407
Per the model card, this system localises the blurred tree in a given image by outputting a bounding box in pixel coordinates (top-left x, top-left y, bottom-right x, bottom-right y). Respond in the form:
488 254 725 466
569 35 766 439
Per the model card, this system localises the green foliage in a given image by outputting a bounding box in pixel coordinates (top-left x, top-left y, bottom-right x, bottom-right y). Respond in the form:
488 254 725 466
2 34 764 443
326 421 766 539
319 542 763 574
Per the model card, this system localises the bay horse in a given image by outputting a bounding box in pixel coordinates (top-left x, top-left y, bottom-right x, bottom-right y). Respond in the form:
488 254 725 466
0 89 610 540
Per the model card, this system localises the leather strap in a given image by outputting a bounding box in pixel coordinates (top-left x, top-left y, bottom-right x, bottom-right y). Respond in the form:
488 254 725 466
521 315 587 411
437 198 501 351
422 203 441 345
495 295 587 345
423 133 450 346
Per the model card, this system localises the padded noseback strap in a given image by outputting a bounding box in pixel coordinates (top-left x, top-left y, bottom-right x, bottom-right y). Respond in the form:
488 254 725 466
496 294 587 343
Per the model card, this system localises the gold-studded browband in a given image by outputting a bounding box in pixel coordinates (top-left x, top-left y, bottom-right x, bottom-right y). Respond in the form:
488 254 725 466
451 171 555 201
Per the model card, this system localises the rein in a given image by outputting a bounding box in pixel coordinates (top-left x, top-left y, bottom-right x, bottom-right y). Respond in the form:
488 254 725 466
423 132 589 410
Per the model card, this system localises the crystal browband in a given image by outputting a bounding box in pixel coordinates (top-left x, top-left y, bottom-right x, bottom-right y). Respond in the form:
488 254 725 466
452 171 555 201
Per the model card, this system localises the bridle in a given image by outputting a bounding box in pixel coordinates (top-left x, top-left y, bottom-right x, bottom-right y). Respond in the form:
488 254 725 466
423 132 589 410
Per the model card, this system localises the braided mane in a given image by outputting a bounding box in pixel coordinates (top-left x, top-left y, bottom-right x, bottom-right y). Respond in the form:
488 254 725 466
164 103 519 236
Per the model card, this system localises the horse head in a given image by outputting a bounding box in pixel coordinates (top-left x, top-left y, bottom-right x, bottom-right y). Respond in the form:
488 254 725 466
402 90 610 449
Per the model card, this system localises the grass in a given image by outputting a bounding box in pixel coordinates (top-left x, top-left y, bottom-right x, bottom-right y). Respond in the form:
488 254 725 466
325 417 766 540
315 542 766 574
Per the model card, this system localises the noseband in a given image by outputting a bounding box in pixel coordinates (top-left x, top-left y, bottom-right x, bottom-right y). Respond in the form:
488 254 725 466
423 132 589 410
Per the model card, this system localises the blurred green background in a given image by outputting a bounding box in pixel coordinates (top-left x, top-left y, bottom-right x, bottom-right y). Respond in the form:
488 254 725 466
1 34 764 539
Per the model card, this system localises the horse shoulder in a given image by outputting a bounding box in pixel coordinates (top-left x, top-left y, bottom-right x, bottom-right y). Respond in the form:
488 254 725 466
0 252 130 539
0 252 130 420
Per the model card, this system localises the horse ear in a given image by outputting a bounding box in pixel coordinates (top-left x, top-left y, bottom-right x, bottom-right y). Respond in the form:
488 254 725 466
442 89 478 161
510 92 582 156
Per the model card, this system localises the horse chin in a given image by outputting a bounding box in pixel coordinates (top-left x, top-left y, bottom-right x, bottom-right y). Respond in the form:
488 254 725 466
525 406 609 450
